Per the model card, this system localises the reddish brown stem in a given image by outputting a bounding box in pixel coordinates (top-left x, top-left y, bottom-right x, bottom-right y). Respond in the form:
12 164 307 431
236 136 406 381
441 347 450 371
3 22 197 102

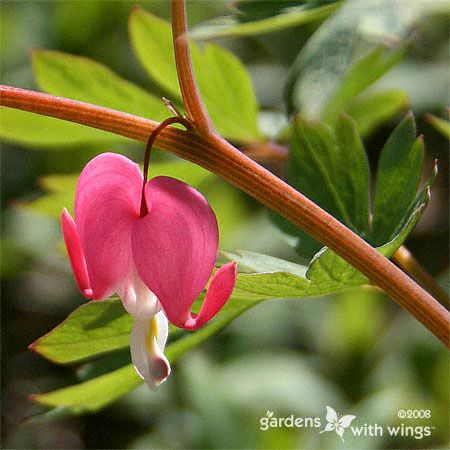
171 1 213 134
2 85 449 347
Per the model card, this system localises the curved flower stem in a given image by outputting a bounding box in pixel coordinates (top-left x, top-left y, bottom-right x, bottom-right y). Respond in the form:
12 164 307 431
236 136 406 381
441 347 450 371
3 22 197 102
1 85 449 346
140 116 193 217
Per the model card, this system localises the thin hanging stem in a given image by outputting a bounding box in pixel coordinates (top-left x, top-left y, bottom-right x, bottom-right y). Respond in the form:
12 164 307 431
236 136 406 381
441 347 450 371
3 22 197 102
140 116 192 217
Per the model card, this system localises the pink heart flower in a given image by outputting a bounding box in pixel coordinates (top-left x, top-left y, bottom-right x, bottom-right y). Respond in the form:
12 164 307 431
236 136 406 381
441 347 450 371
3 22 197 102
61 152 237 389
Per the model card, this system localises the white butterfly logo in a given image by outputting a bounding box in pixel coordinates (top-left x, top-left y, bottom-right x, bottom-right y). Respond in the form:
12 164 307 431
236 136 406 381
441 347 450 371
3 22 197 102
320 405 356 442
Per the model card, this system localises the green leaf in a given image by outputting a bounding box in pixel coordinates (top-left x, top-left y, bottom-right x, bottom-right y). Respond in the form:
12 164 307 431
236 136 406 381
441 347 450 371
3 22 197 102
30 364 142 414
344 89 409 137
285 0 412 118
222 250 307 277
321 45 408 125
379 161 437 256
425 113 450 139
189 2 340 40
271 113 429 258
30 298 132 364
372 114 423 245
0 108 125 147
128 7 261 143
32 49 168 121
271 115 370 258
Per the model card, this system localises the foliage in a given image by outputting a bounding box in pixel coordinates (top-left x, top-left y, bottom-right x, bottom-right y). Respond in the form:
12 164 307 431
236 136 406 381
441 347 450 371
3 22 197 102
271 114 431 258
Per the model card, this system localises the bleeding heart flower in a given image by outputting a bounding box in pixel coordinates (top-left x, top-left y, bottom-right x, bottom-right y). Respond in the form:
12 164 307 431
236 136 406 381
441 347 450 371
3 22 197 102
61 152 237 390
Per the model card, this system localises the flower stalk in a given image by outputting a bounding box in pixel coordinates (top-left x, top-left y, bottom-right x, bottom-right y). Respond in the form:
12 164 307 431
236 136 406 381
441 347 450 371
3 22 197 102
140 115 193 217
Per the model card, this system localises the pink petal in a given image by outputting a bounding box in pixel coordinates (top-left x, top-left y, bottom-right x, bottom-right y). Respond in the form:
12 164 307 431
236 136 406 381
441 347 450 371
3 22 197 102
131 176 223 327
60 208 93 298
73 153 143 299
184 262 237 330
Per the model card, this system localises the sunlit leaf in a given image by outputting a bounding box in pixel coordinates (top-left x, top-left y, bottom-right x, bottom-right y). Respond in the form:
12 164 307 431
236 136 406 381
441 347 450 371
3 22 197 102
0 108 126 147
285 0 413 118
222 249 307 276
129 7 261 142
321 45 407 125
30 298 131 364
344 89 409 136
190 2 340 40
32 49 168 120
30 364 142 413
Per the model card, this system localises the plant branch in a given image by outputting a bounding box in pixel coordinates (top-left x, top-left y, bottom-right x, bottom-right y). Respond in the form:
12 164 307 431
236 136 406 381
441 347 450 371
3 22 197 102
393 246 449 308
1 90 449 347
171 0 213 134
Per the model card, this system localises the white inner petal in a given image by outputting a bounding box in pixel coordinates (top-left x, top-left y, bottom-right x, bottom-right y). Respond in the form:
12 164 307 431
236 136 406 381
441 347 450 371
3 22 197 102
120 266 160 319
130 311 171 390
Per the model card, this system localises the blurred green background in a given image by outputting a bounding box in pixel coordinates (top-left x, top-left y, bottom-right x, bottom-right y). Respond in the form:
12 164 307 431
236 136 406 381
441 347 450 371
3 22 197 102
1 1 449 449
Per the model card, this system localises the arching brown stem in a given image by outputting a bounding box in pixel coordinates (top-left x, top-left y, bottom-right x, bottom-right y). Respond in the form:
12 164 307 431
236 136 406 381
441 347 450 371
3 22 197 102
140 116 193 217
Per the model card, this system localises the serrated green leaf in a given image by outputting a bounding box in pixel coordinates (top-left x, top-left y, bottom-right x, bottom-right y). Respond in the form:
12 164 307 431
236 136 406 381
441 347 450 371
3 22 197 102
372 114 423 245
32 50 167 121
272 112 429 259
322 45 407 125
0 108 125 147
31 298 132 364
379 161 436 256
425 113 450 139
334 115 370 232
129 7 261 142
189 2 340 40
344 89 409 136
271 115 370 258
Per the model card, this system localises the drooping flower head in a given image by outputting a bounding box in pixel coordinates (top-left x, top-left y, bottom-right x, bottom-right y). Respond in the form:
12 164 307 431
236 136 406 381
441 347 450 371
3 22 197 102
61 152 237 389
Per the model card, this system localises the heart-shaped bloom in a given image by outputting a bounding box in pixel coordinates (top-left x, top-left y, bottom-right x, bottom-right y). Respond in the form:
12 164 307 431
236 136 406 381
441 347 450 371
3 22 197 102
61 152 237 389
